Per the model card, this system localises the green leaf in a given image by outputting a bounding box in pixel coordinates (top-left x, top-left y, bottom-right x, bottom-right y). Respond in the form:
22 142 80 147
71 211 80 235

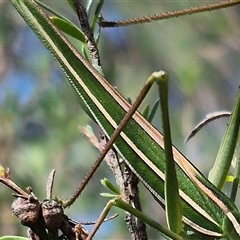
148 98 160 123
113 198 184 240
142 99 160 123
157 72 182 234
90 0 104 31
100 193 119 198
35 0 71 20
36 0 85 43
209 88 240 189
101 178 120 194
0 237 28 240
142 104 150 119
230 130 240 202
50 16 85 43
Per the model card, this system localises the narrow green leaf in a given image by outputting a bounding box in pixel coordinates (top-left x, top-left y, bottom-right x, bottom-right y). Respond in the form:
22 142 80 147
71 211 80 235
230 129 240 202
142 99 160 122
90 0 104 31
0 237 28 240
157 71 182 234
113 198 184 240
101 178 120 194
35 1 85 43
50 16 85 42
209 88 240 189
142 104 150 119
148 98 160 122
35 0 71 21
100 193 119 198
126 97 132 104
35 0 87 47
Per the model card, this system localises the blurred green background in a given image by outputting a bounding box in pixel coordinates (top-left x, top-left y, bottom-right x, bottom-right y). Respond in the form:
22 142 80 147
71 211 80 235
0 1 239 239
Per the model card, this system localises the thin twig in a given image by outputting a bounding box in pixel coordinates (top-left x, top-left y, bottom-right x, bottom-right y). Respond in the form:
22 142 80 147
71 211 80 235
67 213 118 225
0 176 29 199
63 74 156 208
73 0 101 66
100 0 240 28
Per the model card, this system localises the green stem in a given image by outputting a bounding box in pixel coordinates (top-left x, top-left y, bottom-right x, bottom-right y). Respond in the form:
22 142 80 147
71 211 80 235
157 71 182 234
209 88 240 189
113 198 183 240
91 0 104 32
230 129 240 202
35 0 71 21
87 200 113 240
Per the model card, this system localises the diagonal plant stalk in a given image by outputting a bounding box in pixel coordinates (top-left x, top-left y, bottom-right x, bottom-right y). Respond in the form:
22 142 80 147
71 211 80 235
230 129 240 203
63 71 160 208
209 89 240 189
157 73 182 234
86 195 185 240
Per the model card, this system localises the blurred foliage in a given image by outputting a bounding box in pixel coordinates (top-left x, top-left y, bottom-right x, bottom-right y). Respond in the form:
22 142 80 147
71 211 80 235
0 1 239 239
